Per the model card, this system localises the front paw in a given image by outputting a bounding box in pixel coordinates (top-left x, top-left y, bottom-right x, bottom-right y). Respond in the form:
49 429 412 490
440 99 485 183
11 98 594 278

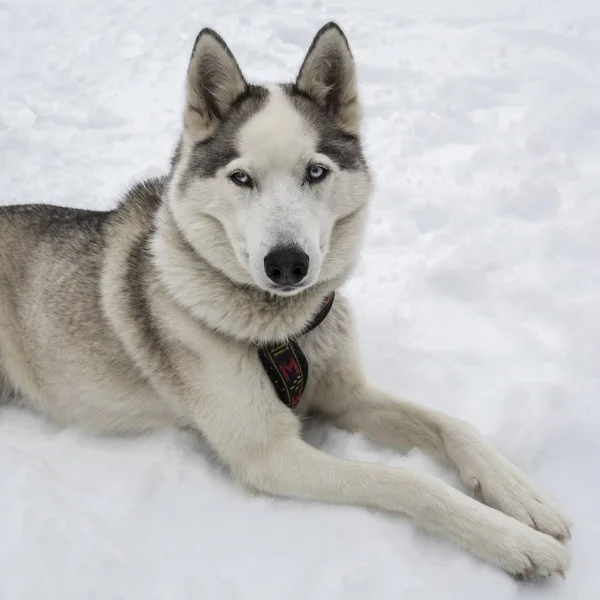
466 463 571 543
484 516 570 580
447 426 572 542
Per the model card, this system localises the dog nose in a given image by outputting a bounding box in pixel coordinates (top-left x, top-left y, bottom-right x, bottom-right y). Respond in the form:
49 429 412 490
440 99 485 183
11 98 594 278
264 247 309 285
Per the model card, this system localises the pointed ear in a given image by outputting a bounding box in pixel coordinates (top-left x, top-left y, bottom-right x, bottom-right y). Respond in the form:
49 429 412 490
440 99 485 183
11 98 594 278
185 29 246 141
296 23 360 135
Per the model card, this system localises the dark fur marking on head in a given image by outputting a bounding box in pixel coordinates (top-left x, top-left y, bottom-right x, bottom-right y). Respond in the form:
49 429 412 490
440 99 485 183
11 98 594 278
282 84 366 172
180 85 270 187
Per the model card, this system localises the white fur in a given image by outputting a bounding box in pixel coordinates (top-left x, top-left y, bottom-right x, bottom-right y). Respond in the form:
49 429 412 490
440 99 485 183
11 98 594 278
237 86 330 291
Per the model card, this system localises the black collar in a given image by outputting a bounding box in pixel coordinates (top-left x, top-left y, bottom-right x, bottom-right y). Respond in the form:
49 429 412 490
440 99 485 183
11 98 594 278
299 292 335 336
257 293 335 409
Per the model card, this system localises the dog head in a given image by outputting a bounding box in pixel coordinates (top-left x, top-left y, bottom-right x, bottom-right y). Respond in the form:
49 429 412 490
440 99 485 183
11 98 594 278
168 23 372 296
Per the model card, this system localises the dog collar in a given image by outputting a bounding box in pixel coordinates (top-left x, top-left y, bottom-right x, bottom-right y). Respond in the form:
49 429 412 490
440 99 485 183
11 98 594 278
258 293 335 409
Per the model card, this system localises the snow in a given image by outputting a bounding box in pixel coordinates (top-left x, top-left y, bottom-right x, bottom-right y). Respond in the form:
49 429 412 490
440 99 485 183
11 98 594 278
1 0 599 597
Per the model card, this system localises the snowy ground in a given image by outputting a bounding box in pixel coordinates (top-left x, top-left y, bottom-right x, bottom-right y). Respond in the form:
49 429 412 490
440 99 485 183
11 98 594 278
1 0 600 598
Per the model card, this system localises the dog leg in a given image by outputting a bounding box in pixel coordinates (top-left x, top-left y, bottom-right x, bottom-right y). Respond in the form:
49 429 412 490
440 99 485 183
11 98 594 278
183 369 567 579
319 384 572 545
208 414 568 578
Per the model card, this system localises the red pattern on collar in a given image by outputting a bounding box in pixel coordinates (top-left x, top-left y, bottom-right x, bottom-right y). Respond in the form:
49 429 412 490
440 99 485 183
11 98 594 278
258 293 335 409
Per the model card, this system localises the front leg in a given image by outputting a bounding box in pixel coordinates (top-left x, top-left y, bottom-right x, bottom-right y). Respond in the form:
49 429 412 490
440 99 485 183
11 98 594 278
171 341 568 579
317 381 572 544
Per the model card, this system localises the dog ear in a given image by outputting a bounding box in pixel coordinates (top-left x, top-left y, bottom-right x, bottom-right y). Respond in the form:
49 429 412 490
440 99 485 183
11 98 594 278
185 29 246 141
296 22 360 135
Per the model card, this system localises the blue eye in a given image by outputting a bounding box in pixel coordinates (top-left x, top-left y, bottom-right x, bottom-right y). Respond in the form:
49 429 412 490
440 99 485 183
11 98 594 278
230 170 252 187
307 164 329 183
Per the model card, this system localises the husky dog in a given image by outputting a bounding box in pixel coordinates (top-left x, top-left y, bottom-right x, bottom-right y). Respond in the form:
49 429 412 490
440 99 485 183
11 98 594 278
0 23 571 578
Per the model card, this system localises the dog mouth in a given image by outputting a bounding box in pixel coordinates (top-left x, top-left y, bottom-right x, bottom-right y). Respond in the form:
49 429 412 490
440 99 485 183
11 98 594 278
265 282 309 296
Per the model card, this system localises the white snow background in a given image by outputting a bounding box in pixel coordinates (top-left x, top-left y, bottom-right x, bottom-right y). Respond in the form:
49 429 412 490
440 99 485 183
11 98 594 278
1 0 600 598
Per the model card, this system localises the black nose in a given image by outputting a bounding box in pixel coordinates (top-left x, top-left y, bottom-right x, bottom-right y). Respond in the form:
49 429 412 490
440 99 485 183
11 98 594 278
264 247 309 286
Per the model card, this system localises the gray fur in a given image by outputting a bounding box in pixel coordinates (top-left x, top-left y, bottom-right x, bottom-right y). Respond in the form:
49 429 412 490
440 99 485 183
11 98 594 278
182 85 270 183
283 84 367 171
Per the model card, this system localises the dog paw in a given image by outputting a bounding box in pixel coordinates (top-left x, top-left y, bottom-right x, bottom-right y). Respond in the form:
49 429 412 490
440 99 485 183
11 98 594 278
455 494 571 579
446 425 572 542
467 468 572 544
494 521 571 580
